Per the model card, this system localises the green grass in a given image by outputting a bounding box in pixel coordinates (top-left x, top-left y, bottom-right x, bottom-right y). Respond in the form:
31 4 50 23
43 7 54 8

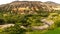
27 30 48 34
28 27 60 34
44 27 60 34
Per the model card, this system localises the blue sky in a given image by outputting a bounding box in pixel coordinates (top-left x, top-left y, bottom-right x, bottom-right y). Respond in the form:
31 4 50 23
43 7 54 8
0 0 60 5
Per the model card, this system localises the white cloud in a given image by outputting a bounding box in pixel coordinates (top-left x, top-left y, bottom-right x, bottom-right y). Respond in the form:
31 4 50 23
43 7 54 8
0 0 60 5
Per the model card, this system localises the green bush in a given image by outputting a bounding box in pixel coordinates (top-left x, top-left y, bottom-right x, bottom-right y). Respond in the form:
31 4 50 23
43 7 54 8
0 24 26 34
0 18 5 25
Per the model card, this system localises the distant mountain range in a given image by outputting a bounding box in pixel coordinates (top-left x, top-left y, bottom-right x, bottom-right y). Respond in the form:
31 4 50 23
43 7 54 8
0 1 60 14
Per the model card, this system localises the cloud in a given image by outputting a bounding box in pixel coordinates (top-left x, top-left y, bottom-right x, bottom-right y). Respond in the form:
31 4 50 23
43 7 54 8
0 0 60 5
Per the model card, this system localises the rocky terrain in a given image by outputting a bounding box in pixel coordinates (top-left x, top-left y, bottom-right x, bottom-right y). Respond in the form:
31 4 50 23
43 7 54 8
0 1 60 14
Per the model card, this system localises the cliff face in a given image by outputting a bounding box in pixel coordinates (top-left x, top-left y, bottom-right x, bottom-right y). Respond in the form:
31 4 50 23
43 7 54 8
0 1 60 14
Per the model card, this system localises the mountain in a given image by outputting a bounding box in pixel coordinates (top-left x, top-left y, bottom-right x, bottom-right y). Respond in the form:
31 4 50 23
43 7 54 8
45 1 60 7
0 1 60 14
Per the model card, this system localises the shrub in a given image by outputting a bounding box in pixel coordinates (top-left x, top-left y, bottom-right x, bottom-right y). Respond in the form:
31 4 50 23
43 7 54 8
0 24 26 34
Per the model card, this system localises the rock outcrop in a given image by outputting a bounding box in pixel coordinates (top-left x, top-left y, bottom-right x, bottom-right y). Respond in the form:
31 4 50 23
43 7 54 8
32 19 54 30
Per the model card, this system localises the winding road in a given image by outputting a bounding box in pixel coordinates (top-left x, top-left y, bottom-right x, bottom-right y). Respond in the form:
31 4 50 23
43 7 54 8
0 19 54 30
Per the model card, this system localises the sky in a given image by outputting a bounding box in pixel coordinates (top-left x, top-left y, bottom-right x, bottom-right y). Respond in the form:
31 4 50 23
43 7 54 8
0 0 60 5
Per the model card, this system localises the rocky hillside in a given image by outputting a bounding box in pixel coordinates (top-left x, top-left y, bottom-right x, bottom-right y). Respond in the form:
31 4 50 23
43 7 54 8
0 1 60 14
